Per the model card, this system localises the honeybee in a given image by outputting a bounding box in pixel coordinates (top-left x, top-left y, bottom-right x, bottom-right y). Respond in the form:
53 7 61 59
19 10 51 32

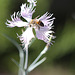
29 19 44 28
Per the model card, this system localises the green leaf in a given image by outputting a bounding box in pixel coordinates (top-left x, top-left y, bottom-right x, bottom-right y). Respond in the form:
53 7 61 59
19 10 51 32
2 34 23 52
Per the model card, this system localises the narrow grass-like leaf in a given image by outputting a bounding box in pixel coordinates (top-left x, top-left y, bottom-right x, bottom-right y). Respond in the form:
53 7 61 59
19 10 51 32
11 58 19 67
2 34 22 52
2 34 24 75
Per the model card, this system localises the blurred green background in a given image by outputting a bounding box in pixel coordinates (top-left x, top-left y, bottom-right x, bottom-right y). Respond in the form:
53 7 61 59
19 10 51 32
0 0 75 75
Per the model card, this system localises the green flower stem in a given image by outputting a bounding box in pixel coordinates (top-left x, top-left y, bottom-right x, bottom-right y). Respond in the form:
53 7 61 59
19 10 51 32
24 46 28 75
28 44 48 70
18 51 24 75
28 35 53 72
28 57 46 72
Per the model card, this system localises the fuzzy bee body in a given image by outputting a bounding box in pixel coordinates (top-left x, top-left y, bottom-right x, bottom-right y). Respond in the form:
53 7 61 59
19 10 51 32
37 20 44 27
30 19 44 27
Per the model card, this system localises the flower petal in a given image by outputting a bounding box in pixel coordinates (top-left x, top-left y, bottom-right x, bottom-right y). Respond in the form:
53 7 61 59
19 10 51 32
35 26 54 43
20 2 36 22
35 12 55 43
39 12 55 28
18 27 35 49
6 12 28 27
35 30 49 43
27 0 37 6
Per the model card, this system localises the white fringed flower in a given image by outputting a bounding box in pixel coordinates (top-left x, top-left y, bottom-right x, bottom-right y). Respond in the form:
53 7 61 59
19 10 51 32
18 27 35 49
6 0 55 48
